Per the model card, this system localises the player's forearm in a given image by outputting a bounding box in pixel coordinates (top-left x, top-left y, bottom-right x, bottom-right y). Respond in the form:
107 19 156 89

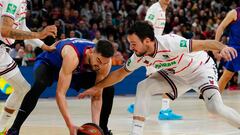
192 40 226 52
1 27 39 40
56 71 73 128
56 93 73 128
95 67 129 89
91 96 102 125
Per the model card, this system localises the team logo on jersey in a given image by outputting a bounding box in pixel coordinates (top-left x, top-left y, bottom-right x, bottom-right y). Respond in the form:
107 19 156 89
154 61 176 69
180 40 187 47
127 59 131 66
148 14 155 20
6 3 17 14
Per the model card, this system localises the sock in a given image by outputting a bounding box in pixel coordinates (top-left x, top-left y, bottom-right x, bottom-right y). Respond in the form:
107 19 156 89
0 110 13 131
131 119 144 135
161 98 170 110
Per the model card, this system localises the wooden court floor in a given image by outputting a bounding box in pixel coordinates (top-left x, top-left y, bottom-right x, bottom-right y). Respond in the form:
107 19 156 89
1 90 240 135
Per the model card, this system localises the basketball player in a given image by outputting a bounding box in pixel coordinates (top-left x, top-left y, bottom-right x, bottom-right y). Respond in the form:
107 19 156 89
128 0 183 120
0 0 57 134
7 38 114 135
215 8 240 93
79 22 240 135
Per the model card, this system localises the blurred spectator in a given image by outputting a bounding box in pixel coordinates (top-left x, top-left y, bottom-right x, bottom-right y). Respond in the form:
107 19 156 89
69 30 76 38
111 43 124 66
9 43 22 59
92 30 105 44
22 44 35 66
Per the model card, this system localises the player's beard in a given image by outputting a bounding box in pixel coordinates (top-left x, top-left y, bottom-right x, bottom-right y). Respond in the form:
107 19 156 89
92 65 100 71
88 58 100 71
135 51 147 57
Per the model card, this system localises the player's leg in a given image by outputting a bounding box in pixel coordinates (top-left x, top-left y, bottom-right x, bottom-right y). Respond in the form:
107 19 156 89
0 69 30 134
203 89 240 127
0 48 31 134
218 69 235 93
7 62 54 134
99 86 114 135
132 71 187 135
196 58 240 128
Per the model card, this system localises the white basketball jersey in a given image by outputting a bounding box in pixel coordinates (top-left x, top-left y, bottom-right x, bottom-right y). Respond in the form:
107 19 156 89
125 34 209 77
145 2 166 36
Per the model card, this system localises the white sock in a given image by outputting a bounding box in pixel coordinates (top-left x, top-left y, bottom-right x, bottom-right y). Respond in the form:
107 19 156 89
0 110 13 131
131 119 144 135
161 98 170 110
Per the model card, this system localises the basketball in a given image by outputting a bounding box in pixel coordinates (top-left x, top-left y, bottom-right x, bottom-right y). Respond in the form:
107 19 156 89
77 123 104 135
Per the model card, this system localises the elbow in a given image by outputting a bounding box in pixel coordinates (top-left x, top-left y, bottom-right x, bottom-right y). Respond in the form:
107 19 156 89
0 25 12 38
0 28 9 38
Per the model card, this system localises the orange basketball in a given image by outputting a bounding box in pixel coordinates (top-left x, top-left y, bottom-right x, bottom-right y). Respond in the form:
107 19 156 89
77 123 104 135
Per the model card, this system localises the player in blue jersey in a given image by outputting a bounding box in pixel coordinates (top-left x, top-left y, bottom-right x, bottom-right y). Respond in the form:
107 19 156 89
6 38 114 135
215 8 240 93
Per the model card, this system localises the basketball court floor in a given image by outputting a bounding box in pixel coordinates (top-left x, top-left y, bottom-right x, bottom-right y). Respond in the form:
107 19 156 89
1 90 240 135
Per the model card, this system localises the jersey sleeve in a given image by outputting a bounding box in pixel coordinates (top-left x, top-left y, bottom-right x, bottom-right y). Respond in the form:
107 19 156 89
160 34 192 54
124 54 142 72
2 0 22 20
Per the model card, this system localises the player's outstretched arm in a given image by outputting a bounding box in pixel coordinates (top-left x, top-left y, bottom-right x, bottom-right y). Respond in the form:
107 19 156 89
55 46 79 135
78 66 131 98
192 40 237 61
0 16 57 40
215 9 236 41
91 60 112 124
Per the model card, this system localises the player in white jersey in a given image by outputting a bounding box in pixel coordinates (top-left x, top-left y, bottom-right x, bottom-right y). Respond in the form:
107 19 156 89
79 22 240 135
127 0 183 121
0 0 57 134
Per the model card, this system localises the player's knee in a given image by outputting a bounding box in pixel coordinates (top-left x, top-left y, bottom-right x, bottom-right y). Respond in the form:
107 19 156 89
136 80 149 96
22 82 31 93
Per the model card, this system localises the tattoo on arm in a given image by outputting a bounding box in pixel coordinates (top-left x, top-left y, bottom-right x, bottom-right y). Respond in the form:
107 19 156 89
1 16 37 40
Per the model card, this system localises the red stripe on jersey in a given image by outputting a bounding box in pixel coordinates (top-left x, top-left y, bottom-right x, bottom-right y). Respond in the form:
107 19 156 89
137 57 144 63
178 54 184 64
191 61 203 73
19 12 27 15
166 56 178 62
189 39 192 52
157 50 170 53
175 58 193 74
152 56 178 65
5 38 11 45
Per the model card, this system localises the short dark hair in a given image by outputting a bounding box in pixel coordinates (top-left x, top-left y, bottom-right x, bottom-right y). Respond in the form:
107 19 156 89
127 21 155 41
96 40 114 58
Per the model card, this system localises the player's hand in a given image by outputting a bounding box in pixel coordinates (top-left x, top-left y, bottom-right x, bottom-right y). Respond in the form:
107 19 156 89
68 124 78 135
38 25 57 39
220 46 237 61
41 41 59 52
77 87 99 99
